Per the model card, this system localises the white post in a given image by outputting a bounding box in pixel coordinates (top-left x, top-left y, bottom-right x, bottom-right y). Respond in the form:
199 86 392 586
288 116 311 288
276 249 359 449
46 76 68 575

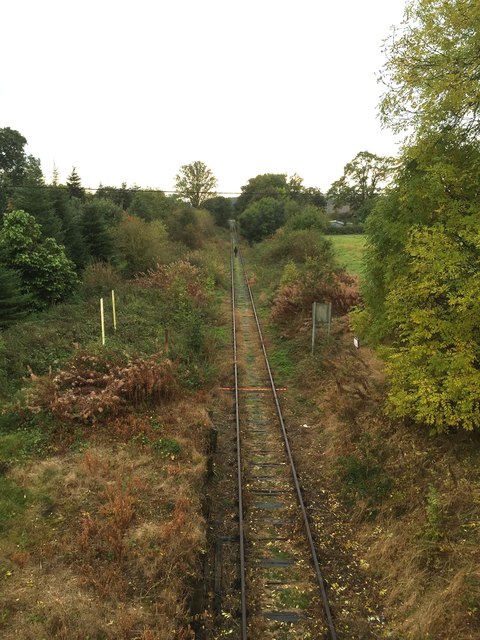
111 290 117 332
100 298 105 345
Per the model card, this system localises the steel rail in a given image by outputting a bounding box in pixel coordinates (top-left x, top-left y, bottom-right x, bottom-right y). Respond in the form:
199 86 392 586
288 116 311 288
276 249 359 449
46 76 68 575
230 225 248 639
236 240 338 640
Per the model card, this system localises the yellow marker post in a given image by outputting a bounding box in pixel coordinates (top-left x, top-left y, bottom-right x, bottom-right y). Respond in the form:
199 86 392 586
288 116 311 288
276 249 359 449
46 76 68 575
100 297 105 345
111 290 117 332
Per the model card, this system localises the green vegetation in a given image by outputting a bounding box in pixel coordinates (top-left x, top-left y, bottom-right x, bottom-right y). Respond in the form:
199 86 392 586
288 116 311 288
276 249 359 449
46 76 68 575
379 0 480 142
336 435 394 516
327 151 396 222
328 234 365 278
239 196 285 244
0 175 229 637
236 173 327 244
424 485 443 542
0 477 29 533
0 210 78 309
174 160 217 208
357 0 480 433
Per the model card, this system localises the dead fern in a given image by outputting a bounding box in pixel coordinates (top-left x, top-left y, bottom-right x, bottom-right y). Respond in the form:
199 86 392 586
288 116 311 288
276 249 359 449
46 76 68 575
272 269 361 329
27 352 180 424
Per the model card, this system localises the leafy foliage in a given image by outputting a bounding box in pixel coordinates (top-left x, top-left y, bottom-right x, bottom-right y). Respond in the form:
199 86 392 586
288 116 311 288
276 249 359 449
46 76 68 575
11 156 64 241
265 228 360 330
95 182 137 210
134 259 218 385
0 127 27 184
238 196 285 243
0 210 78 308
202 195 234 228
379 0 480 141
272 259 360 329
80 261 122 297
262 228 334 266
385 223 480 432
174 160 217 207
360 128 480 431
284 204 328 232
0 127 28 213
165 206 205 249
113 214 167 276
328 151 396 221
128 190 176 222
81 199 117 262
235 173 326 215
235 173 288 213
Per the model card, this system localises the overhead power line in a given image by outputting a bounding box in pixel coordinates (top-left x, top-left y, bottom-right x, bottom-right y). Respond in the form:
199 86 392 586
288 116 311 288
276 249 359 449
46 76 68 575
2 184 243 196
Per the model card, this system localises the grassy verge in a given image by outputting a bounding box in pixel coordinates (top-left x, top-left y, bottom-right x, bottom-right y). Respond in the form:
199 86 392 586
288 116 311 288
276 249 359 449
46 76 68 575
0 233 231 639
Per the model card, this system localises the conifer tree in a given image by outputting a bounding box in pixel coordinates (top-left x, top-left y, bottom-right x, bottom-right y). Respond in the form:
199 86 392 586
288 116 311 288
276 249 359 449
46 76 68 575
0 261 31 327
66 167 85 200
81 200 115 262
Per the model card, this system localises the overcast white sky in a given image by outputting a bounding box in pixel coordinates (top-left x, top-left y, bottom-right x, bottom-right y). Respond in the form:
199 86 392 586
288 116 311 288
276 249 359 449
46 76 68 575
2 0 407 194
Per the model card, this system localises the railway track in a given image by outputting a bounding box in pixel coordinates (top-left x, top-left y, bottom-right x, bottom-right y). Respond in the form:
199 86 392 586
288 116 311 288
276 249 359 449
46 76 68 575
229 229 337 639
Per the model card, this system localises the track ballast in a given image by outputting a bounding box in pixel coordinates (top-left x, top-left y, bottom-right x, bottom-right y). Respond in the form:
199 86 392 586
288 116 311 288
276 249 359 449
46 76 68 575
230 228 337 640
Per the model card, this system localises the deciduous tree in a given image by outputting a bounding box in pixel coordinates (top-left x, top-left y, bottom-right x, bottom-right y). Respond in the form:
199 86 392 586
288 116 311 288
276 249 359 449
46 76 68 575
235 174 288 214
113 215 167 277
379 0 480 140
202 196 233 228
238 197 285 244
0 210 78 308
0 127 28 213
328 151 395 221
174 161 217 208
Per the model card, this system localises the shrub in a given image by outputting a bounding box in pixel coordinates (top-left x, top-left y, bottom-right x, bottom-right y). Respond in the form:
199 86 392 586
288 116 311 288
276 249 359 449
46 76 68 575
27 352 180 424
271 256 361 328
165 207 204 249
285 205 328 232
113 215 168 277
0 210 78 308
262 228 334 266
80 261 122 298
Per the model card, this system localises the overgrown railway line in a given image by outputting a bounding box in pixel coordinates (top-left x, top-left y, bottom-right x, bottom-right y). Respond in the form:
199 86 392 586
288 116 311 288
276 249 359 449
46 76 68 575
225 227 337 639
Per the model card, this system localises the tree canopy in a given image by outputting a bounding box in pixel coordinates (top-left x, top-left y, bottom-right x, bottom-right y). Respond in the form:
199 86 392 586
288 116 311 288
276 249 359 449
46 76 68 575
0 127 27 185
236 173 326 215
0 210 78 308
328 151 396 221
66 167 86 200
379 0 480 141
0 127 28 213
359 0 480 432
238 197 285 244
174 161 217 207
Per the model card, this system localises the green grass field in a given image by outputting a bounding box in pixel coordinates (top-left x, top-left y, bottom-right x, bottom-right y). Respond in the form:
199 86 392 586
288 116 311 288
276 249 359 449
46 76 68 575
327 235 366 278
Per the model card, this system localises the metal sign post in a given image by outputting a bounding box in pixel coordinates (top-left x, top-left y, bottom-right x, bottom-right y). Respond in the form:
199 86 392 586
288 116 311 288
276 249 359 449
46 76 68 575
311 302 332 355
